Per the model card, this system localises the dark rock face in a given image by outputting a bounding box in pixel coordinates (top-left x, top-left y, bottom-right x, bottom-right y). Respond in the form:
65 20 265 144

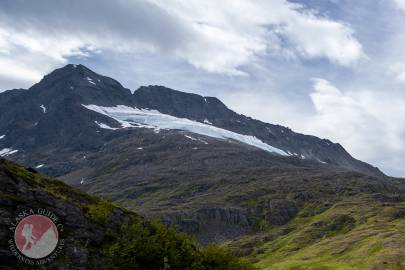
133 85 235 122
162 201 298 244
261 200 298 226
163 208 255 245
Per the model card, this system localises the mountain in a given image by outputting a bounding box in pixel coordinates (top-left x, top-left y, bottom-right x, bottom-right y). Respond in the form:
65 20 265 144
1 64 405 268
0 158 254 269
0 64 382 177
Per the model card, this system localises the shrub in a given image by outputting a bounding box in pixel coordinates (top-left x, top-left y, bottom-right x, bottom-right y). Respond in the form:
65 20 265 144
104 221 256 270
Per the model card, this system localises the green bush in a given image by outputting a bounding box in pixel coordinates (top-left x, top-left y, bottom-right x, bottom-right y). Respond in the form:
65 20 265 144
84 199 114 225
201 245 257 270
104 221 256 270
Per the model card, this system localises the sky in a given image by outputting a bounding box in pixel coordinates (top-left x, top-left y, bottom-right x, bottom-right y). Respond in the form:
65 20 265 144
0 0 404 177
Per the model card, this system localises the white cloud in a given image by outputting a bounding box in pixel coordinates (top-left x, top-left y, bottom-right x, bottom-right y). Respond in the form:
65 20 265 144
0 0 363 88
151 0 364 70
0 28 94 87
393 0 405 10
307 79 405 176
0 0 192 88
389 63 405 82
282 10 364 66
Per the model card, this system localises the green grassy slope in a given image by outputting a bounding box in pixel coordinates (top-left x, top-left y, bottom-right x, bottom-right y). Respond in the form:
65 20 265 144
227 196 405 270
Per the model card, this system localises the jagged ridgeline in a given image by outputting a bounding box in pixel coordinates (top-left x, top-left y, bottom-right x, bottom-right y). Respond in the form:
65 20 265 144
0 159 255 270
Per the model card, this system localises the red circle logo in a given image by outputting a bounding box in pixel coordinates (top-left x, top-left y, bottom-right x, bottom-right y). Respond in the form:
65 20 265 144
14 215 59 259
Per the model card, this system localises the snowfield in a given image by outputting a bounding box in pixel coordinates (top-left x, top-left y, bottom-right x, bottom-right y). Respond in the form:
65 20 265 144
83 104 288 156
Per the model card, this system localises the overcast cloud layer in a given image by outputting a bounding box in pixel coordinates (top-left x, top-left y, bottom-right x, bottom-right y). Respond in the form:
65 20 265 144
0 0 404 176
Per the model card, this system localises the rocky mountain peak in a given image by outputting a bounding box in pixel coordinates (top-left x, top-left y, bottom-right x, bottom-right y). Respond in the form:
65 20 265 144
28 64 133 107
33 64 90 87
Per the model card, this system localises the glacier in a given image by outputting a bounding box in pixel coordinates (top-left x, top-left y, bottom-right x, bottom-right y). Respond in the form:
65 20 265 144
83 104 288 156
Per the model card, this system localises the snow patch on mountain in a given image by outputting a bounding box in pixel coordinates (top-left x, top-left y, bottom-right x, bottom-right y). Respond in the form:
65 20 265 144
199 139 209 145
82 105 288 156
85 77 96 85
0 148 19 157
95 121 118 130
40 104 47 113
184 134 209 145
185 135 197 141
204 119 212 125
